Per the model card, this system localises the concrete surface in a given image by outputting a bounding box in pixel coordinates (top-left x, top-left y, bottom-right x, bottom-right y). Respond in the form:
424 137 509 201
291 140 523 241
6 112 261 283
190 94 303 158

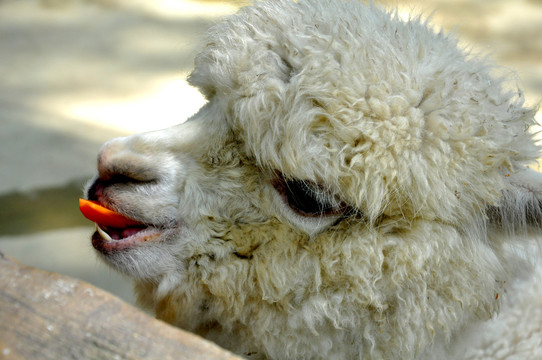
0 0 540 305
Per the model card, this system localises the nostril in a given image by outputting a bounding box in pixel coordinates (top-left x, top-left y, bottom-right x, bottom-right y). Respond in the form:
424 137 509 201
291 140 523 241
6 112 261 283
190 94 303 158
97 138 160 184
107 173 148 185
98 160 159 183
87 174 151 201
90 137 163 201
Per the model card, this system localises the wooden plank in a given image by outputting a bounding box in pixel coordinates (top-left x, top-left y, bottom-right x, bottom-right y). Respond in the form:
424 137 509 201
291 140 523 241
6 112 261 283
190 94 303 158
0 251 241 360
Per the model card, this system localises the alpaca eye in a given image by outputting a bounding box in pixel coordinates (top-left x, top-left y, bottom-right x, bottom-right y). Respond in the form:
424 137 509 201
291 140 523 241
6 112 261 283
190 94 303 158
284 180 335 216
272 174 339 217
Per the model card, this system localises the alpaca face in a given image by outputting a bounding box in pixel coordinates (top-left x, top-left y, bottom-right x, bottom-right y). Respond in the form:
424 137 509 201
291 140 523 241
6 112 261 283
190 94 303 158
86 99 350 278
86 103 263 277
85 1 541 358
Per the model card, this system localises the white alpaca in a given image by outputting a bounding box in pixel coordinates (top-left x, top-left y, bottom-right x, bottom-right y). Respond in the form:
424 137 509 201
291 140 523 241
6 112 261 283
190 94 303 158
85 1 542 358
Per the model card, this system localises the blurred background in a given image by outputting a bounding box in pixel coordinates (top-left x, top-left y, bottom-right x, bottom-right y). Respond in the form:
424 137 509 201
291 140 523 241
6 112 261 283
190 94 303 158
0 0 541 305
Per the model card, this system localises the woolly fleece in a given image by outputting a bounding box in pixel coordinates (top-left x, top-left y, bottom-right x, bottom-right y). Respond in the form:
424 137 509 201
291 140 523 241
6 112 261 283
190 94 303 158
87 1 542 359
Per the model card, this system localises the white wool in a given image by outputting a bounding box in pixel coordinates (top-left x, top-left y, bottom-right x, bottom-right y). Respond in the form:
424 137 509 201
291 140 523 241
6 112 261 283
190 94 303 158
189 0 538 226
88 1 542 359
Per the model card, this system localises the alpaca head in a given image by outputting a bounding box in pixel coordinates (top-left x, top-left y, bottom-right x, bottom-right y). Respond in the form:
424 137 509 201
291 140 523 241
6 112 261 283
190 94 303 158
84 1 540 358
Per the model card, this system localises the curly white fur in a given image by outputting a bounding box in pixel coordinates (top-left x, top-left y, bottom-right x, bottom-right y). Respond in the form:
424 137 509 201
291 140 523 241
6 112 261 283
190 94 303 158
85 1 542 359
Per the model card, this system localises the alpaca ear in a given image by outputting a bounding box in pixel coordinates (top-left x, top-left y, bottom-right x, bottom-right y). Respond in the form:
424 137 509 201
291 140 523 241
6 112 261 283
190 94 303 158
488 168 542 232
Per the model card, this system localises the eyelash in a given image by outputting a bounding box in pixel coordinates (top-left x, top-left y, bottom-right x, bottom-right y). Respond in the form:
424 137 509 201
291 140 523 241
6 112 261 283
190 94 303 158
272 173 343 217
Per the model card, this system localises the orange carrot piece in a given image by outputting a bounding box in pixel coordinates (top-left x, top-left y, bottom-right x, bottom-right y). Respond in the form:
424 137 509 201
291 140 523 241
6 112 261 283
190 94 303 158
79 198 141 228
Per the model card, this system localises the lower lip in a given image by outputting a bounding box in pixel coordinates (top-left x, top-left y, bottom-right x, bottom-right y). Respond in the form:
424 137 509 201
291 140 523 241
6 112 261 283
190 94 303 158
92 227 162 253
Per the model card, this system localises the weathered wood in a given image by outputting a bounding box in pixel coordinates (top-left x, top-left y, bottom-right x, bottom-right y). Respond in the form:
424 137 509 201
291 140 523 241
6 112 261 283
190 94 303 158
0 251 241 360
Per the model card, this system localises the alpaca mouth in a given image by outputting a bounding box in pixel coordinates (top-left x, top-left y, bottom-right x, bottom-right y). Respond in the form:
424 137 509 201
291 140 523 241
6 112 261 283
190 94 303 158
79 198 164 252
92 223 162 252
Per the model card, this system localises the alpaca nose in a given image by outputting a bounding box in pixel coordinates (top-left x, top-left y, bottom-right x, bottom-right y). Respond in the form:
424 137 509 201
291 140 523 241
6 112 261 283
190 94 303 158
86 136 160 201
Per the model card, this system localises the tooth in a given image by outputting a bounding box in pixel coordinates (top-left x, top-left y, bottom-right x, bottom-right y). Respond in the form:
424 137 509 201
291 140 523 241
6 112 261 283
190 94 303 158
96 224 113 242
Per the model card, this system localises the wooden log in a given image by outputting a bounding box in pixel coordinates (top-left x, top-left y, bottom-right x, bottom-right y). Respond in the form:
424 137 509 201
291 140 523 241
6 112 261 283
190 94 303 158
0 251 241 360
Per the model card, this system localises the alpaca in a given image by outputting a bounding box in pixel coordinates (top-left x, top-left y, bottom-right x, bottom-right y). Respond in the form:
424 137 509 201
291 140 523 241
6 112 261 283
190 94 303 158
84 1 542 358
